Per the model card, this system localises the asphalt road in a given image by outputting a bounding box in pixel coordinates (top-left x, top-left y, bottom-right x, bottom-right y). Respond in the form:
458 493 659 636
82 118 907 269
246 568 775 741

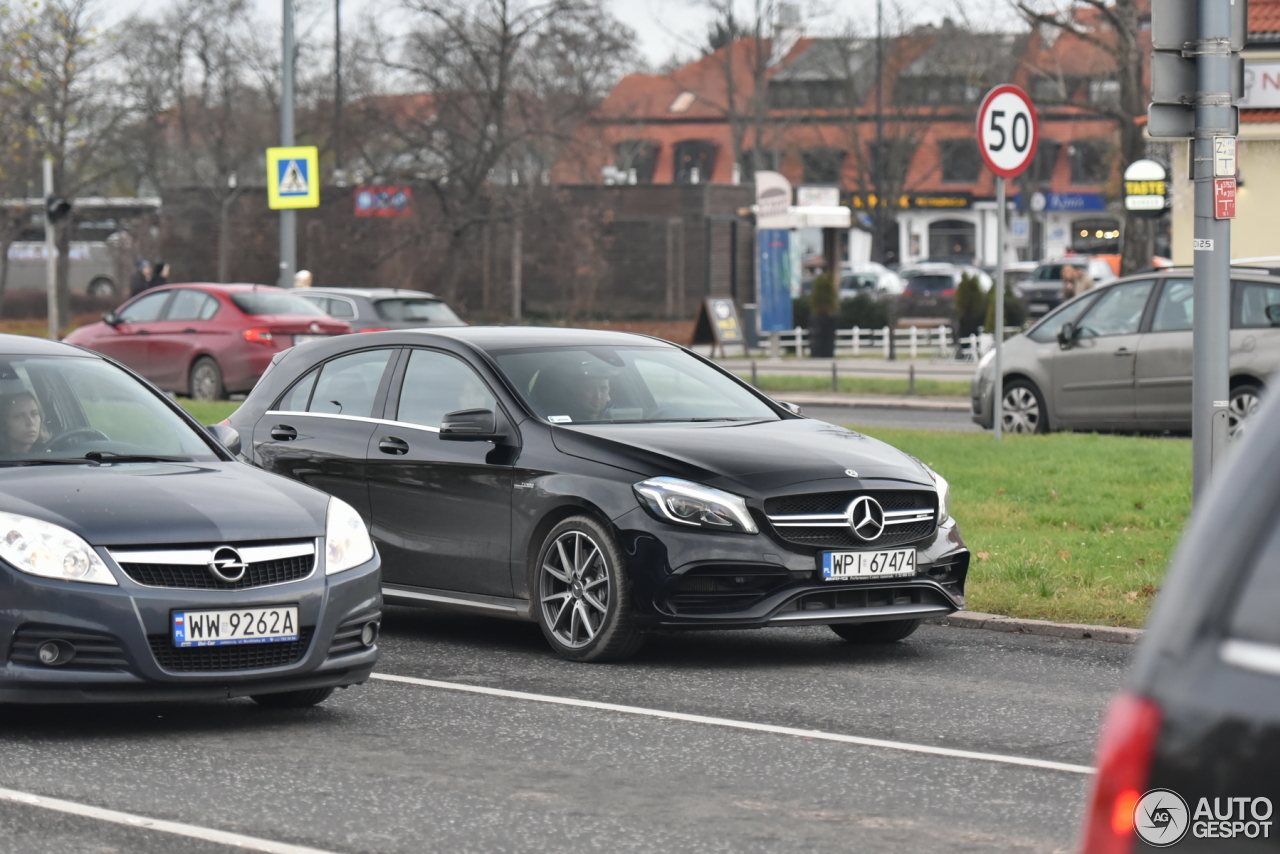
802 404 984 433
0 612 1129 854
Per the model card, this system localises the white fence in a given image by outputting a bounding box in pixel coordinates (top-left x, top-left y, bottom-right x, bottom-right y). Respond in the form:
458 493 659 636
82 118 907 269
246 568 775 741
774 326 992 360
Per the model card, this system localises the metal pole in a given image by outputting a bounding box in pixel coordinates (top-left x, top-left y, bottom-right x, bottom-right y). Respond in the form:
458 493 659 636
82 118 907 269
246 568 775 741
511 221 522 321
1192 0 1232 501
279 0 297 288
43 157 57 340
993 175 1005 440
334 0 342 175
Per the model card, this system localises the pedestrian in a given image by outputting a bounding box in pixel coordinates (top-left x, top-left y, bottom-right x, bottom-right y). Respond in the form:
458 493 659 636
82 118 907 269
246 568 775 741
294 269 313 289
150 261 169 290
1061 265 1078 300
129 259 152 297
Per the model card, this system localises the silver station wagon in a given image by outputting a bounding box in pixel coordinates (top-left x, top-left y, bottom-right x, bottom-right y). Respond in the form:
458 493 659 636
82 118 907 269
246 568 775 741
971 267 1280 435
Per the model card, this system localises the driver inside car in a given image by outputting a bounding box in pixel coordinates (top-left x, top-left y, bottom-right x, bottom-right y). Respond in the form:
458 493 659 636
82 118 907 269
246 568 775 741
0 391 48 454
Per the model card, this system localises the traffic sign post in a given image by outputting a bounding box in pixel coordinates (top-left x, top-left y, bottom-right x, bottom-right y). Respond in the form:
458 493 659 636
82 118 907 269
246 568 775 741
977 84 1038 442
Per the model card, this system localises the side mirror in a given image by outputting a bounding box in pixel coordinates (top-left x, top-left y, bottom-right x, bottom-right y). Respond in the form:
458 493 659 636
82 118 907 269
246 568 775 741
1266 305 1280 327
1057 321 1076 350
440 408 505 441
206 423 241 455
776 400 803 416
103 311 121 326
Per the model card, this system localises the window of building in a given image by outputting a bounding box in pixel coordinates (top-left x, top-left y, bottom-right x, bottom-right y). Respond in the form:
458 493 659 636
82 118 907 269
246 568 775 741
800 147 845 185
767 80 851 109
1070 140 1112 185
866 140 916 187
740 147 781 183
938 140 982 184
1025 139 1062 185
669 91 696 113
673 140 718 184
614 140 659 184
896 76 982 106
927 219 976 261
1088 78 1121 107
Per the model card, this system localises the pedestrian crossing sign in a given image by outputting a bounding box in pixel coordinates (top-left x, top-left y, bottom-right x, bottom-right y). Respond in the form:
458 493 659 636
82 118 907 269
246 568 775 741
266 146 320 209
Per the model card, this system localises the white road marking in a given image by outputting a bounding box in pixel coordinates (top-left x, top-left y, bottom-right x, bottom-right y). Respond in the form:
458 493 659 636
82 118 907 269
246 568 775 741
0 786 340 854
371 673 1095 776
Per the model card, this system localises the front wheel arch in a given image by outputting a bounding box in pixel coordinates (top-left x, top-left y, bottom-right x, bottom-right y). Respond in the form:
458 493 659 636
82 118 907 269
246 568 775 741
997 374 1050 434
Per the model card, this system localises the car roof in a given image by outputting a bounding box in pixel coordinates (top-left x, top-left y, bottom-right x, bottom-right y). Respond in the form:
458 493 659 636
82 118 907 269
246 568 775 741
0 334 101 357
365 325 677 351
153 283 289 293
304 288 443 300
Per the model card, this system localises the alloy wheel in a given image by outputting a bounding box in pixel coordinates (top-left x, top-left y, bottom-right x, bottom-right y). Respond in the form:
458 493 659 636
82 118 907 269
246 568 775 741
191 362 221 400
539 530 610 649
1001 385 1041 434
1228 388 1260 440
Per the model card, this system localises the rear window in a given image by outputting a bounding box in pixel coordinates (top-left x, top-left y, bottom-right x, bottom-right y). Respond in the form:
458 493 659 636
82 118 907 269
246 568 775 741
373 298 461 324
901 274 954 292
230 291 329 317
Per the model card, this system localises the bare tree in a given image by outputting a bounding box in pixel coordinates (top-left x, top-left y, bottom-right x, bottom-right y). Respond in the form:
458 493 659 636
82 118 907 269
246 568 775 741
1015 0 1149 273
0 1 41 311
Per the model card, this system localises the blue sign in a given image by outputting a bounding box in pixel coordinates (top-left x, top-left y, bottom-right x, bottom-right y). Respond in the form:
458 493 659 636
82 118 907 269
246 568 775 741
1044 192 1106 212
758 229 794 333
277 158 310 196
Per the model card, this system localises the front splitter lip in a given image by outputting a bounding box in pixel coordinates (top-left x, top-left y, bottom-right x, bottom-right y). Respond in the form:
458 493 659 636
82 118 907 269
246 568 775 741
651 577 964 630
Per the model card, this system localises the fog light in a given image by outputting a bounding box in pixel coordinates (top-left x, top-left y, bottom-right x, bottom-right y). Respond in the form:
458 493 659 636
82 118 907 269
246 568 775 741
37 640 74 666
360 622 379 647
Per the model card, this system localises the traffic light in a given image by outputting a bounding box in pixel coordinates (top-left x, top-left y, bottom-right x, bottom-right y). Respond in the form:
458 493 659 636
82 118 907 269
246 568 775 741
1148 0 1247 138
45 196 71 223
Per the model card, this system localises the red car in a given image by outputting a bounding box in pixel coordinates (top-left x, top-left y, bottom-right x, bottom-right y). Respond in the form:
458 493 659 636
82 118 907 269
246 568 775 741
64 283 351 399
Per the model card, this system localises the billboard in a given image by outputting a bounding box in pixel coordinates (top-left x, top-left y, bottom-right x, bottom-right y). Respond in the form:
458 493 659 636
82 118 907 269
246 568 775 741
758 229 794 333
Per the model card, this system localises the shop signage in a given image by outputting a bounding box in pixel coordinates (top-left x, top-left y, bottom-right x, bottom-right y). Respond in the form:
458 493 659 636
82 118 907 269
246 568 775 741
1124 160 1169 215
848 192 973 210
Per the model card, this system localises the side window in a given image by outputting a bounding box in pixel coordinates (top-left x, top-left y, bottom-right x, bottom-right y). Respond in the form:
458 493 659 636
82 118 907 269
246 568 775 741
167 290 218 321
395 349 496 429
119 292 171 323
325 298 356 319
277 368 318 412
1150 279 1194 333
1027 294 1099 343
309 350 394 417
299 295 329 314
1236 282 1280 329
1229 522 1280 646
1076 280 1155 338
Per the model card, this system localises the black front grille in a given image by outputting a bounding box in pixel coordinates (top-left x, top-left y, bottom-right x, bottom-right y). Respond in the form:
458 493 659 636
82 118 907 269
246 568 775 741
765 490 937 550
780 585 948 614
664 565 791 615
148 629 313 672
120 554 314 590
9 624 129 670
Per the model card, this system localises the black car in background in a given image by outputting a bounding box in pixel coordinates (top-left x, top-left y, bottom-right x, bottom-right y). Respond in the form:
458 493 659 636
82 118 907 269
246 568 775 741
228 327 968 662
298 288 465 332
0 335 380 706
1079 390 1280 852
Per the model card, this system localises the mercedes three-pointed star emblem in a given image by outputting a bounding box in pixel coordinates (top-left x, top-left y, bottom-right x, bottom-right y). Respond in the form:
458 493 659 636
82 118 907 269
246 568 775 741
846 495 885 542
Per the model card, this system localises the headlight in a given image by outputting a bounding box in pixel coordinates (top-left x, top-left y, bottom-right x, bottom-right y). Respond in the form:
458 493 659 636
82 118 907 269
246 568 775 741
921 465 952 523
0 511 116 585
634 477 758 534
325 497 374 574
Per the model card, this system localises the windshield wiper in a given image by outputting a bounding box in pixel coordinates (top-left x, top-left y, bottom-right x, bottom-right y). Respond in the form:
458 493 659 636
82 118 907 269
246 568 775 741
83 452 194 464
0 458 90 467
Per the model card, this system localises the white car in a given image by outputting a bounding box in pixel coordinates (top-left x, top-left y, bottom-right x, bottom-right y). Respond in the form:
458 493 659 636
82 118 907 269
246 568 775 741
840 262 904 298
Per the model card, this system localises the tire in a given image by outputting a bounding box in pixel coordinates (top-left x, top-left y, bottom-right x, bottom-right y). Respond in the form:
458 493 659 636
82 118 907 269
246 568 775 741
999 379 1048 434
1228 381 1263 440
86 277 115 298
830 619 923 644
250 687 335 708
189 356 224 401
533 515 645 662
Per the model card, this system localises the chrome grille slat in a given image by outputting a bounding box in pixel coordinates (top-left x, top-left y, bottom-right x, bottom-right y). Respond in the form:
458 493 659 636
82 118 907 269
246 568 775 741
110 541 317 591
763 490 939 549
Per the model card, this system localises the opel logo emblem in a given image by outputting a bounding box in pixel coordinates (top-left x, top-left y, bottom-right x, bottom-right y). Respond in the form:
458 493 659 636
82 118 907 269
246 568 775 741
208 546 248 583
847 496 885 542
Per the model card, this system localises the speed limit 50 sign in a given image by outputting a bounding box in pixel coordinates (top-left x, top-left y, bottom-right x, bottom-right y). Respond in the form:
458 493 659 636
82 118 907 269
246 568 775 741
977 85 1038 178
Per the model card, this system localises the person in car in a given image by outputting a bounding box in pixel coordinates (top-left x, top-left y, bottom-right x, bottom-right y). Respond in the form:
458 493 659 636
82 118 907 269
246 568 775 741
0 391 48 454
538 363 613 422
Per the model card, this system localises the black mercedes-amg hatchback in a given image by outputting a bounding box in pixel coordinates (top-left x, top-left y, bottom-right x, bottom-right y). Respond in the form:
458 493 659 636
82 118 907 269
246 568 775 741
0 335 380 705
228 327 968 661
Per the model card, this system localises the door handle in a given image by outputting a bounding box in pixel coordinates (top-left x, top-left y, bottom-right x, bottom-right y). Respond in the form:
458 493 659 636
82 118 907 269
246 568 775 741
1114 348 1131 356
182 328 198 334
135 329 150 335
270 425 298 441
378 436 410 455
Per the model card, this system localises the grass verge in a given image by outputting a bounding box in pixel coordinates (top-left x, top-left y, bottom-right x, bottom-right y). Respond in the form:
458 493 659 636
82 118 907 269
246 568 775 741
739 373 971 398
845 425 1190 627
177 399 241 424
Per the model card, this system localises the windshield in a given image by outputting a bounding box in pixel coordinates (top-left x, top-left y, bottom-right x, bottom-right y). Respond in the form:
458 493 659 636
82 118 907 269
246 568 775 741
374 298 462 323
0 356 218 463
1034 264 1082 281
231 291 329 317
492 345 779 424
901 274 954 292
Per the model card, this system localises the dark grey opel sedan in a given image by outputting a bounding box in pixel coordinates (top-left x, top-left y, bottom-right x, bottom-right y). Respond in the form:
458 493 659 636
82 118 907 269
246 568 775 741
0 335 380 705
228 327 968 662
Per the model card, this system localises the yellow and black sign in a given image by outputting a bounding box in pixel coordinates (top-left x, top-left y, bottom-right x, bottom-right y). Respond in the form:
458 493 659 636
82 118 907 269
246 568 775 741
693 298 745 356
266 146 320 210
847 191 973 210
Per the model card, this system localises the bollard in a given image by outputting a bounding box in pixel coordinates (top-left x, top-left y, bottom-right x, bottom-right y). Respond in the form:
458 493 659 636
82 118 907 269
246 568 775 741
908 364 916 396
750 359 757 387
831 361 838 392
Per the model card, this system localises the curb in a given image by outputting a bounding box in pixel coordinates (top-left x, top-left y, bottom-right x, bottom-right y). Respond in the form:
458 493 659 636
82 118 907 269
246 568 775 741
929 612 1144 644
777 392 971 412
